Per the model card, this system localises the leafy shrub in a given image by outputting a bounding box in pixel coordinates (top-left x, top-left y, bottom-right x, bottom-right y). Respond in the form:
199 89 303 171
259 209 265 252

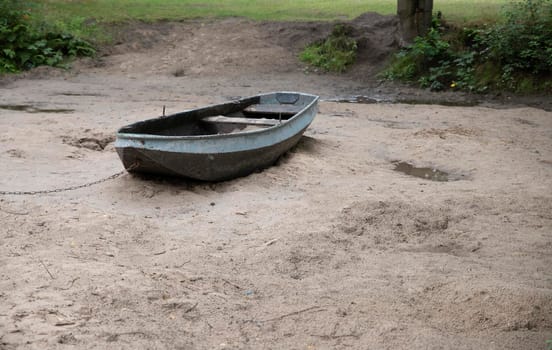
300 24 357 73
384 0 552 93
480 0 552 89
0 0 95 73
385 27 449 80
384 26 481 92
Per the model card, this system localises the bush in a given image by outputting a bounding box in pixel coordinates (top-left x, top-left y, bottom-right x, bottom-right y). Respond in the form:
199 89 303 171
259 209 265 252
0 0 95 73
384 0 552 93
300 24 357 73
480 0 552 89
384 25 481 92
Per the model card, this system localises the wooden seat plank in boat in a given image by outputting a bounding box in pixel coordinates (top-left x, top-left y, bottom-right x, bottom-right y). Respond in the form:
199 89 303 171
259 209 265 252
243 104 302 116
202 115 281 126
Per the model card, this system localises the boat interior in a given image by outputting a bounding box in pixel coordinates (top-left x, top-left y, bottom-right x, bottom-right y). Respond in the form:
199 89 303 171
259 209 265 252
118 93 315 137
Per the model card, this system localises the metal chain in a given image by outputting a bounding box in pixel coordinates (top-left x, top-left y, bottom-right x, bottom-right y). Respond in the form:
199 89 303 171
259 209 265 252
0 163 139 196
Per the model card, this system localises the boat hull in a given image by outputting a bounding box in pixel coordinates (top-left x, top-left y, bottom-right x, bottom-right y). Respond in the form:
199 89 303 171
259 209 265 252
115 92 318 181
117 126 306 181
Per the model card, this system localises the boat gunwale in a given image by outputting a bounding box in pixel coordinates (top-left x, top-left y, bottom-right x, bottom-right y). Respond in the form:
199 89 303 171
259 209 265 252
116 92 319 141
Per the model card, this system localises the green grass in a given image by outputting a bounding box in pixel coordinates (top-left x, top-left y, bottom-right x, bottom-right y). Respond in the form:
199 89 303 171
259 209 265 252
33 0 509 24
26 0 511 46
300 24 358 73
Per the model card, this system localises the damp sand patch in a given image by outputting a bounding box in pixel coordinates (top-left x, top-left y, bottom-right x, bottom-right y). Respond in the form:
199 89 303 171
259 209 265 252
0 104 74 113
392 161 466 182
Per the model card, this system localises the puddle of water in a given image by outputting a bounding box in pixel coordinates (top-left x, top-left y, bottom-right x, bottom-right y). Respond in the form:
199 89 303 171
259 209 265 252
325 95 384 104
0 105 28 111
397 99 478 107
34 108 75 113
366 118 420 129
324 95 478 107
0 104 75 113
392 161 452 182
514 118 539 127
57 92 105 97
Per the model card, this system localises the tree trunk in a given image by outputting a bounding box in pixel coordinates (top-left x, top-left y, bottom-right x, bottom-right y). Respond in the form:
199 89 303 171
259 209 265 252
397 0 433 43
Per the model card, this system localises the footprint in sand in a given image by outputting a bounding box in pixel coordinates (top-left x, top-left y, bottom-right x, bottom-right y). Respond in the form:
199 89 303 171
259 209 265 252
6 149 26 158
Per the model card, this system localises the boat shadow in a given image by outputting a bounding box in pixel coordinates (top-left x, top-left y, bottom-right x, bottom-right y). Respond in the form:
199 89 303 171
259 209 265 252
128 172 224 192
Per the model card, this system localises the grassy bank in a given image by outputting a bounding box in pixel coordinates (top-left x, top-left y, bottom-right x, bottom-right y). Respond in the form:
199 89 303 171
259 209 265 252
9 0 522 82
34 0 508 24
383 0 552 93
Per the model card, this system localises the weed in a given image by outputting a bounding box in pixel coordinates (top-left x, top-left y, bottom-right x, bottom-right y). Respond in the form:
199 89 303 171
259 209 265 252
300 24 357 73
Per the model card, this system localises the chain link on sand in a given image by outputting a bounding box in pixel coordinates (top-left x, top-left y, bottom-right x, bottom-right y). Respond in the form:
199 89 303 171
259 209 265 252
0 163 138 196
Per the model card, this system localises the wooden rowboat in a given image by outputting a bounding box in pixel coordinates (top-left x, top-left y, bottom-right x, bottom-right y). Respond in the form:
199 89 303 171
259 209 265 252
115 92 319 181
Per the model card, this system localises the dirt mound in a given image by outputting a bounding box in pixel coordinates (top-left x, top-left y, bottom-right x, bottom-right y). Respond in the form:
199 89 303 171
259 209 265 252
349 12 402 78
260 12 401 79
256 21 334 52
338 200 461 249
97 19 303 77
416 282 552 332
77 13 400 81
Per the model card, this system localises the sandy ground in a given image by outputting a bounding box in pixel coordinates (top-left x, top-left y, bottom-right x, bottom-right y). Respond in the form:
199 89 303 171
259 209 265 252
1 17 551 350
